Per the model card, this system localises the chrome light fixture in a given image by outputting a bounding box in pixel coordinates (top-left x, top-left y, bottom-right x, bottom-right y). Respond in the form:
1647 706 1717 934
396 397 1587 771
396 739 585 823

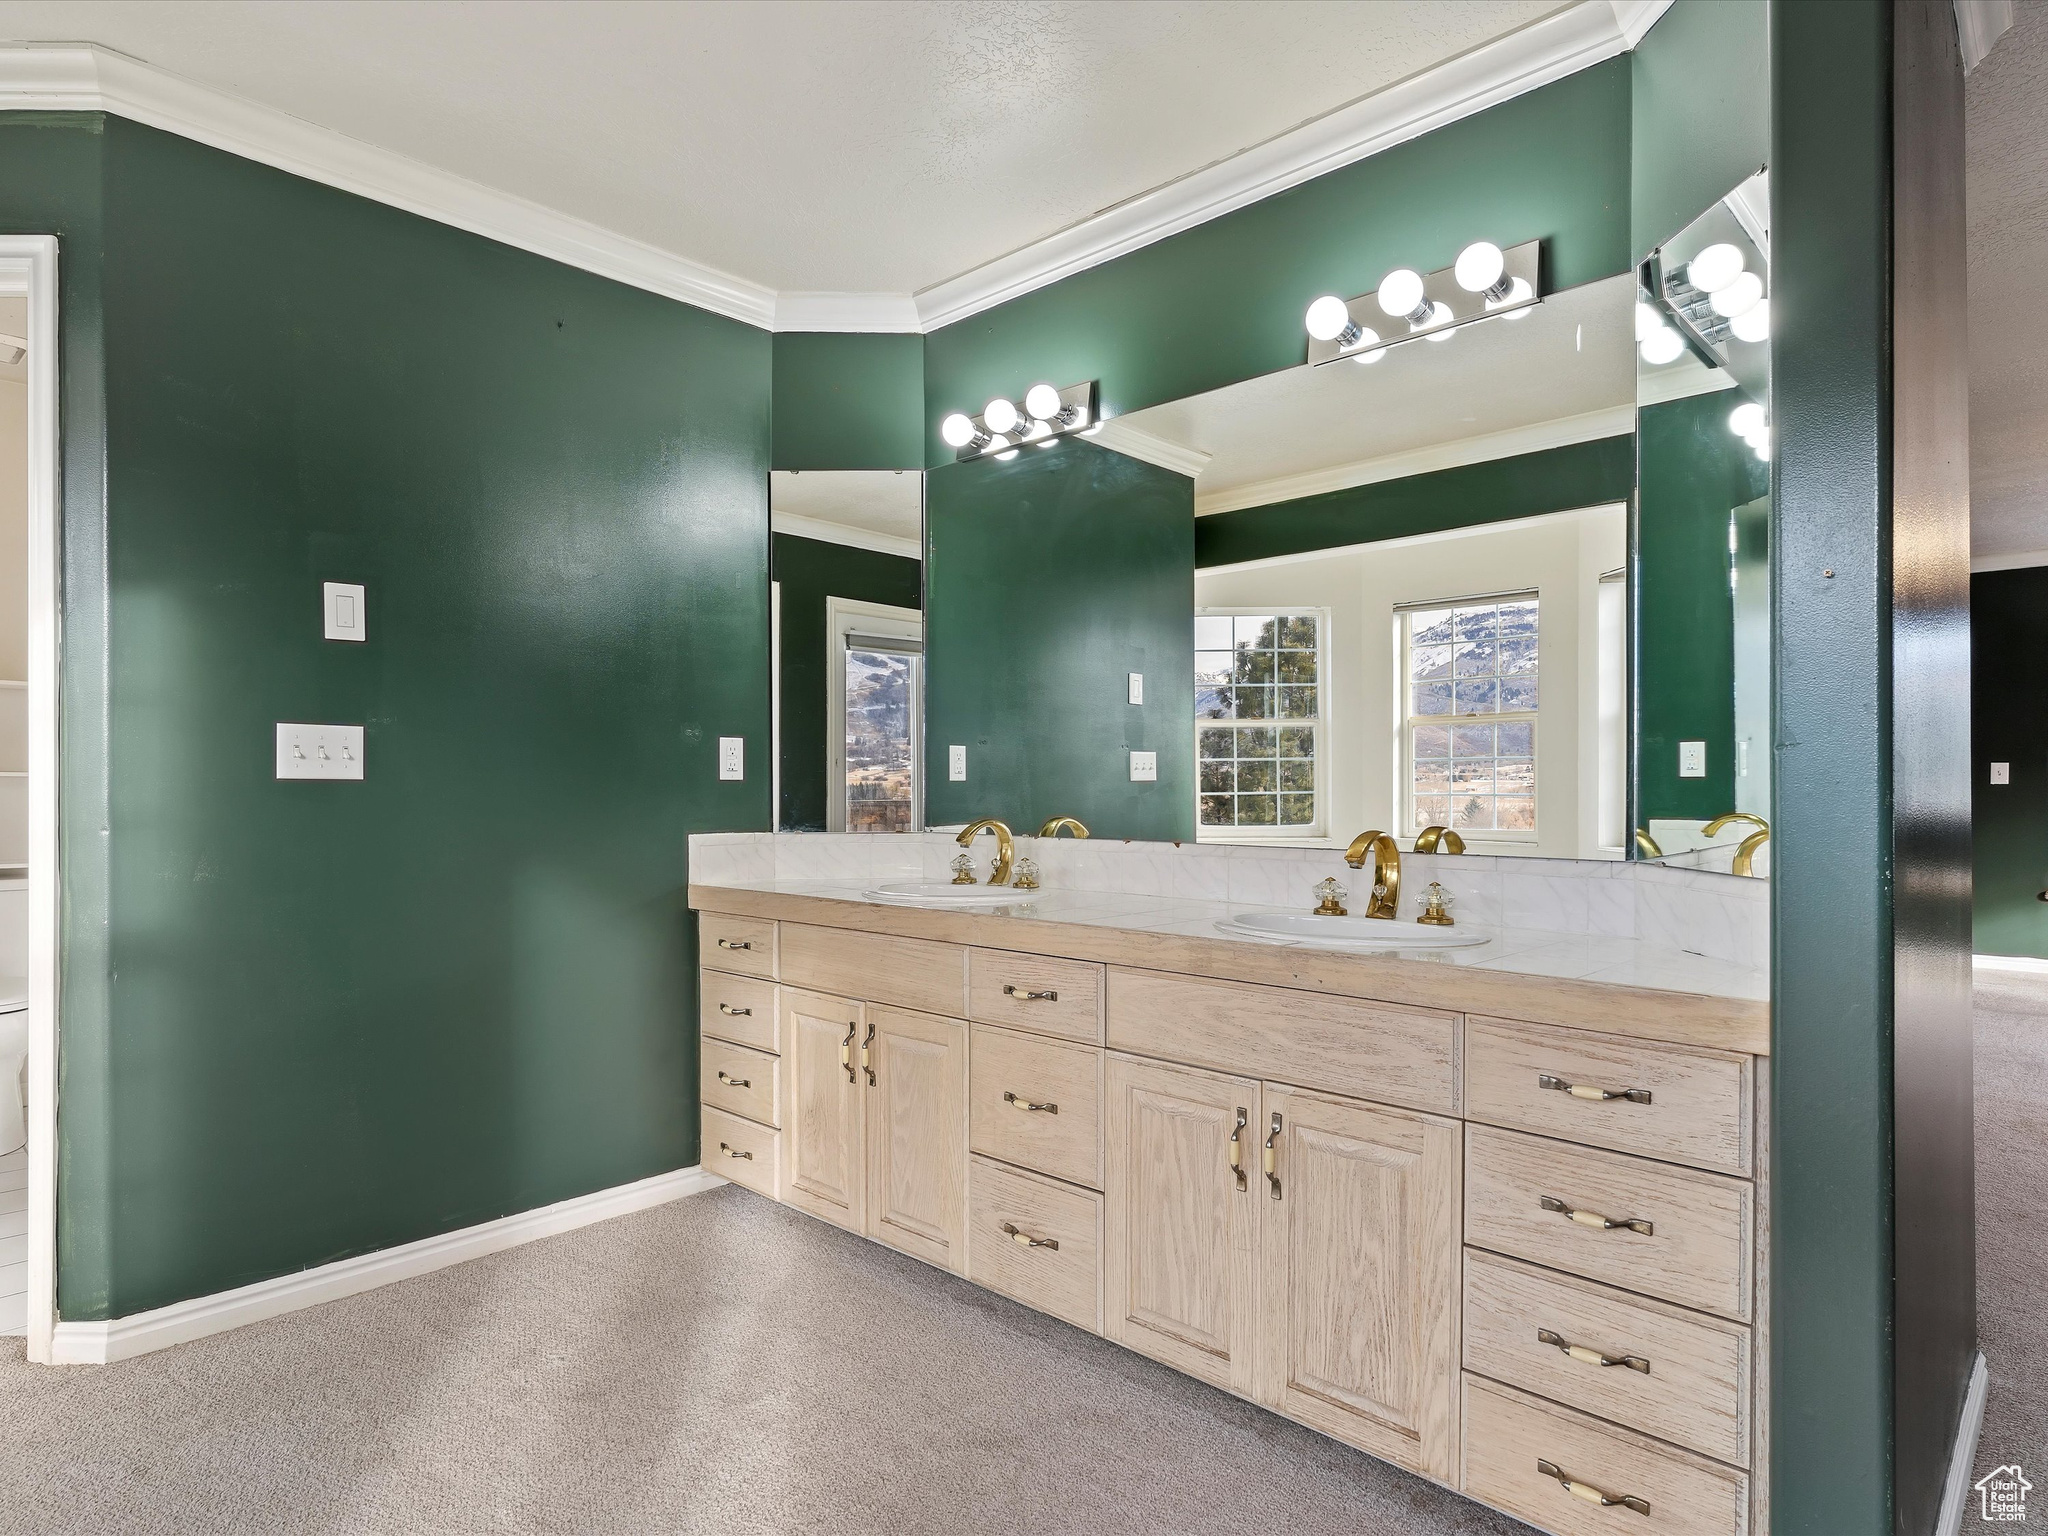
1302 239 1539 366
941 381 1098 461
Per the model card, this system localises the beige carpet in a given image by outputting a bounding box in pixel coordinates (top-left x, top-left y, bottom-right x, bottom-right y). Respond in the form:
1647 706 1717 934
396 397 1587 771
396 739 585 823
0 1183 1534 1535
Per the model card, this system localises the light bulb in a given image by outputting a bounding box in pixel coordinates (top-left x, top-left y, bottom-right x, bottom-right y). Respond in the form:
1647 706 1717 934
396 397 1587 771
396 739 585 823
1635 302 1662 342
1728 402 1766 438
1454 241 1507 296
1424 303 1457 339
1024 383 1063 421
1687 243 1745 293
940 412 977 449
994 447 1019 462
1710 272 1763 318
1021 418 1050 442
1729 300 1770 343
1752 438 1770 462
1377 268 1432 326
1486 276 1533 309
1305 294 1360 344
1068 403 1090 429
1354 342 1387 364
983 397 1020 435
1640 327 1684 365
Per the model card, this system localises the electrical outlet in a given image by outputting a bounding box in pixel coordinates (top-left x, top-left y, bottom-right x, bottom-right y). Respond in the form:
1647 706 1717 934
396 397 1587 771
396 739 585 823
1130 750 1157 782
949 744 967 782
1678 740 1707 779
275 723 364 781
1992 761 2011 785
1127 672 1144 705
718 737 744 781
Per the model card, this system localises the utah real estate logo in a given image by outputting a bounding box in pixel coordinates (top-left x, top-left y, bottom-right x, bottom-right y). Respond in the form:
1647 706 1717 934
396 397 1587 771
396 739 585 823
1977 1464 2031 1523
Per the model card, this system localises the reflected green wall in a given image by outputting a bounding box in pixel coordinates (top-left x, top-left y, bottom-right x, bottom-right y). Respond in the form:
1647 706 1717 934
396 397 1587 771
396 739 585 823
772 332 924 470
1631 0 1770 261
773 532 923 831
1972 568 2048 959
925 440 1193 839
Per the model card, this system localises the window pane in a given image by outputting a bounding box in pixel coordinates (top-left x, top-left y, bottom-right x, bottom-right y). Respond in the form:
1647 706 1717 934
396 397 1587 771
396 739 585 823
1453 640 1492 676
1235 615 1276 647
1414 724 1450 758
1238 793 1277 825
1455 677 1499 714
1239 725 1276 757
1500 635 1539 674
1200 794 1233 826
1410 609 1454 646
1276 648 1316 684
1279 758 1314 791
1414 794 1451 827
1200 759 1233 793
1194 615 1234 650
1453 794 1493 829
1278 615 1317 648
1454 607 1498 643
1498 600 1538 637
1236 685 1274 719
1236 758 1276 793
1414 758 1450 794
1279 686 1317 718
1497 721 1533 756
1278 725 1315 757
1410 643 1452 682
1497 795 1536 830
1279 792 1315 825
1199 727 1233 760
1500 678 1538 712
1413 681 1452 716
846 648 915 832
1452 759 1496 796
1452 723 1496 757
1498 757 1534 793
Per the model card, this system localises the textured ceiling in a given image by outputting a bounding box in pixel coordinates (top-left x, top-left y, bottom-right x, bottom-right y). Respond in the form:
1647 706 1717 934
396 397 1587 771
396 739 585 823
1968 0 2048 558
0 0 1567 296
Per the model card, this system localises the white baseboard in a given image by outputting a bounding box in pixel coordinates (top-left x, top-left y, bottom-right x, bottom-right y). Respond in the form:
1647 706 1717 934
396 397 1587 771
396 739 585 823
49 1164 724 1364
1937 1350 1991 1536
1974 953 2048 975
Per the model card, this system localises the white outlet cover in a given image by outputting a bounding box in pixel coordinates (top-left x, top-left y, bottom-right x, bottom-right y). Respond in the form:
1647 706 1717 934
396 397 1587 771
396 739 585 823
1991 761 2011 785
949 744 967 782
1127 672 1144 705
276 722 365 780
1678 740 1707 779
1130 750 1158 782
718 736 745 781
323 582 366 642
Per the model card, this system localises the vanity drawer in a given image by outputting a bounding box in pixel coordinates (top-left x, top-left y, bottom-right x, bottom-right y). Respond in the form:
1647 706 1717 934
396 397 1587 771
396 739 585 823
968 1155 1102 1333
1461 1376 1749 1536
968 949 1106 1043
1463 1250 1751 1466
969 1024 1102 1188
1465 1127 1753 1320
703 1105 779 1199
1465 1017 1753 1176
700 914 777 980
700 1037 780 1128
1107 967 1458 1115
781 922 966 1019
700 971 778 1054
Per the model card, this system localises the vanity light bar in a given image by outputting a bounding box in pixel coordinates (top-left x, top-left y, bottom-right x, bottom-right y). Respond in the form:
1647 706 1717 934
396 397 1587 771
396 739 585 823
1302 240 1541 367
939 380 1099 463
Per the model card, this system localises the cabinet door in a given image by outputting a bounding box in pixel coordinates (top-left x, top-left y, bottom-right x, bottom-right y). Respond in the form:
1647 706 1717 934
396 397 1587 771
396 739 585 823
1257 1084 1461 1480
1103 1054 1260 1397
863 1005 968 1272
780 988 866 1233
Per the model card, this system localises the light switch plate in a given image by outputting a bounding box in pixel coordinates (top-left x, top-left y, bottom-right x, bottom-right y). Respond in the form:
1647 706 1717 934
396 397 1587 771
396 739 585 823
948 744 967 782
323 582 366 642
1992 761 2011 785
276 723 364 780
1127 672 1144 705
1130 750 1158 782
1678 740 1707 779
718 736 744 781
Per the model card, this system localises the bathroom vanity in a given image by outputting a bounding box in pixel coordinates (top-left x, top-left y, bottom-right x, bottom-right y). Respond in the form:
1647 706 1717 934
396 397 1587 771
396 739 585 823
690 842 1768 1536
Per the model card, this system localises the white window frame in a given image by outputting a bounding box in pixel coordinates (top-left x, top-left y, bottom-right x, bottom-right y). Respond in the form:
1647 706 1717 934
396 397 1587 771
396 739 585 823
1194 606 1330 842
826 595 923 834
1399 591 1540 844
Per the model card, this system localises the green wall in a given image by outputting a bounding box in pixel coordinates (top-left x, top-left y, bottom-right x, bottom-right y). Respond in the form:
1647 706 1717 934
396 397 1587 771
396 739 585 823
1631 0 1770 261
921 60 1632 466
1194 435 1633 569
1634 391 1768 822
1973 568 2048 958
772 531 922 831
924 440 1193 839
8 113 772 1319
772 332 924 470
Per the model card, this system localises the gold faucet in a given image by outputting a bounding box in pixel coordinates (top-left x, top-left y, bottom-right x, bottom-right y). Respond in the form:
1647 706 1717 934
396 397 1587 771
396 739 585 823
1414 825 1466 854
1702 811 1769 838
1634 827 1665 859
1036 817 1090 839
1341 831 1402 919
1701 812 1771 877
957 819 1016 885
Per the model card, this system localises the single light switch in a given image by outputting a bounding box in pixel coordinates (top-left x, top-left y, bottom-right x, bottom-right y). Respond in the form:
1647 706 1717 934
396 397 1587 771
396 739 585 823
718 737 745 781
1991 761 2011 785
275 723 365 781
323 582 366 642
1127 672 1144 705
1678 740 1707 779
1130 750 1158 782
948 744 967 782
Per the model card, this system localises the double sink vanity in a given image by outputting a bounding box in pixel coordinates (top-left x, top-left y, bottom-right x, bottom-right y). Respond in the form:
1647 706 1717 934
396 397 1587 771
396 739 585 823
690 828 1768 1536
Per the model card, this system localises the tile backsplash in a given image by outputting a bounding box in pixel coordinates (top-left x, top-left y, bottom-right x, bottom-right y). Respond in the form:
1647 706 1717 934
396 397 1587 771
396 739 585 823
687 832 1769 971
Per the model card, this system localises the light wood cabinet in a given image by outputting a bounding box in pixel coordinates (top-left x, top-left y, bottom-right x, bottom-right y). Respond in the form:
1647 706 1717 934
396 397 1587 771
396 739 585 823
779 987 866 1234
863 1005 968 1273
1103 1054 1261 1397
1257 1085 1462 1480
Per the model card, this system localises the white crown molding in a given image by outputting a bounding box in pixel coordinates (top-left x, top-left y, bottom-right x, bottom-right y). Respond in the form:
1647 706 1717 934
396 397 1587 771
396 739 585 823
912 0 1671 332
1955 0 2015 73
1088 420 1215 480
0 44 779 328
770 511 922 560
1637 358 1741 408
1193 405 1636 517
48 1164 723 1364
1971 547 2048 573
773 292 922 334
1198 499 1625 576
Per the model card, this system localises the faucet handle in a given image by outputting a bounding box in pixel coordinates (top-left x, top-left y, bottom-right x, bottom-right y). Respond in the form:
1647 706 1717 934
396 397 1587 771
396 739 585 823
949 852 977 886
1313 877 1348 916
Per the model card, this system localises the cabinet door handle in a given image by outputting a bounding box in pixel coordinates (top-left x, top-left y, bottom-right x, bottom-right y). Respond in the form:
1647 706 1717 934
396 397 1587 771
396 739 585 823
716 1070 751 1089
1228 1106 1248 1190
1540 1195 1653 1237
841 1021 857 1083
861 1021 876 1086
715 938 753 951
1002 1090 1059 1114
1001 1221 1059 1251
717 1142 754 1162
1264 1112 1283 1201
718 1003 752 1017
1535 1459 1650 1516
1536 1328 1650 1373
1539 1072 1651 1105
1002 984 1059 1002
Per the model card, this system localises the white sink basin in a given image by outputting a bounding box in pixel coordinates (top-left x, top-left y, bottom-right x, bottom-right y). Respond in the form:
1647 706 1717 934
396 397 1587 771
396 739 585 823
866 881 1041 908
1216 912 1489 950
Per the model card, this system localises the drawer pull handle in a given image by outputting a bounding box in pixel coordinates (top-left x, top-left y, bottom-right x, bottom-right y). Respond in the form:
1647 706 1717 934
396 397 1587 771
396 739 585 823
1003 984 1059 1002
1228 1106 1248 1190
716 1070 752 1089
1541 1195 1653 1236
718 1003 753 1017
861 1021 876 1087
1001 1221 1059 1251
715 938 753 951
1535 1459 1650 1516
1539 1072 1651 1105
1003 1090 1059 1114
717 1142 754 1162
1264 1112 1283 1201
841 1021 857 1084
1536 1328 1650 1374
